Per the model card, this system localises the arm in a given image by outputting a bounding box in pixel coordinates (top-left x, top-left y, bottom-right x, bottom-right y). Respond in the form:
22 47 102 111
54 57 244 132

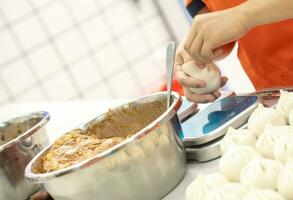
184 0 293 63
241 0 293 29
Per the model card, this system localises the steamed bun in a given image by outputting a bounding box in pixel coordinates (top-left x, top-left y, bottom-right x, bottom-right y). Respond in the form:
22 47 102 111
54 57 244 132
182 61 221 94
256 125 292 158
220 127 256 154
248 104 286 137
278 161 293 199
185 173 228 200
243 188 285 200
205 183 248 200
274 133 293 163
240 158 283 189
276 90 293 122
289 109 293 126
219 145 259 181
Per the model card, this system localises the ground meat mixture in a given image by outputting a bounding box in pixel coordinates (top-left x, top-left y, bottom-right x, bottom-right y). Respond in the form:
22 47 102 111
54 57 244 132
34 99 166 173
39 129 125 173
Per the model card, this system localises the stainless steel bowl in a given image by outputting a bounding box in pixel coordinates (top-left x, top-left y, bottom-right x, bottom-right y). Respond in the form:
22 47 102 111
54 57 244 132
0 111 50 200
25 92 186 200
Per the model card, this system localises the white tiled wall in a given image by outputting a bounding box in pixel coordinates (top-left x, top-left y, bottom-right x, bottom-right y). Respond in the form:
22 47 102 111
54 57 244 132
0 0 172 105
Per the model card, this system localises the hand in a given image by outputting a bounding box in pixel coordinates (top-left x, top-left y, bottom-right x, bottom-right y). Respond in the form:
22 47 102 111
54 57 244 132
174 42 228 103
184 7 249 63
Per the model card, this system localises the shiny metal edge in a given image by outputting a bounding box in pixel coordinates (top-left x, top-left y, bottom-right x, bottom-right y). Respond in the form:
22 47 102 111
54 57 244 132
183 95 260 146
0 111 50 153
25 92 182 183
186 139 222 162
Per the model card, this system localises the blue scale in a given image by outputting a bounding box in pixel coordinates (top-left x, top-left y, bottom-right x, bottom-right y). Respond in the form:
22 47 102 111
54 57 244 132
177 95 259 161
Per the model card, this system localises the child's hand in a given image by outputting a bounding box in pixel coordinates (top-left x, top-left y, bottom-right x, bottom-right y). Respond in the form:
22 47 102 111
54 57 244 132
184 7 249 64
174 42 227 103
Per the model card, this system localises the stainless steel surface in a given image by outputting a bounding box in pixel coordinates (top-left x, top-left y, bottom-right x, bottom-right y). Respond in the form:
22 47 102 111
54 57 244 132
183 96 259 147
186 138 222 162
25 92 186 200
166 42 176 108
0 111 50 200
185 99 257 161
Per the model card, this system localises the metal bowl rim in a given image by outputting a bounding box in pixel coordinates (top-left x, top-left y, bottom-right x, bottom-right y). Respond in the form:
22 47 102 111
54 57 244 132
25 92 182 182
0 111 50 153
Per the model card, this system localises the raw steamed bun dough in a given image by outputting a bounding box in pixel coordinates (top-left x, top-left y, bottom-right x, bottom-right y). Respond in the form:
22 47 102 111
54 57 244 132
240 158 283 189
289 109 293 126
219 145 259 182
182 61 221 94
256 125 292 158
276 90 293 122
220 127 256 154
248 104 286 137
274 133 293 163
278 161 293 199
243 188 285 200
205 183 248 200
185 173 228 200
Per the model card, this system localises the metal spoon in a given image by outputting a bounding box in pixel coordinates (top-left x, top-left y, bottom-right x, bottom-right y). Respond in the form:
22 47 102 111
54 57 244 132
166 42 176 108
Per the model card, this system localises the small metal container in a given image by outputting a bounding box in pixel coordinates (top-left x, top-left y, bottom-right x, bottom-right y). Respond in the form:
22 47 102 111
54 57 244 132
25 92 186 200
0 111 50 200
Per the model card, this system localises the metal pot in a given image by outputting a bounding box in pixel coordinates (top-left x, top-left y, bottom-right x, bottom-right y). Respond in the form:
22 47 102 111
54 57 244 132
25 92 189 200
0 111 50 200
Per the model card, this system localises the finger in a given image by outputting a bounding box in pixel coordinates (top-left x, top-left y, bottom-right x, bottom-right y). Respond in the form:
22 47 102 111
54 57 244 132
220 76 228 87
174 47 184 67
196 62 206 69
184 87 216 103
189 34 207 63
212 90 221 99
213 48 223 60
184 31 197 53
200 41 214 63
175 69 206 88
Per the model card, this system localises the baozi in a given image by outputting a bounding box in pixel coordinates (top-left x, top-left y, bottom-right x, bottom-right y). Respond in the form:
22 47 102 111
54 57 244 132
256 125 292 158
276 90 293 122
248 104 286 137
185 173 228 200
242 188 285 200
220 127 256 154
278 161 293 199
240 158 283 189
219 145 258 181
182 61 221 94
289 109 293 126
274 133 293 163
205 183 248 200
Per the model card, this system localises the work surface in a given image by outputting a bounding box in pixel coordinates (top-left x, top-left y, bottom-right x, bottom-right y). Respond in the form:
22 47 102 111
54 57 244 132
0 100 219 200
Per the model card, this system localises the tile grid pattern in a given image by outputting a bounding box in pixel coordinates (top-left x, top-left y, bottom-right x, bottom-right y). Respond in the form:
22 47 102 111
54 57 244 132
0 0 171 105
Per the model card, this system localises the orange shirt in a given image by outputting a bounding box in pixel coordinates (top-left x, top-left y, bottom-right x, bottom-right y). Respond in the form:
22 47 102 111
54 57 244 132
185 0 293 90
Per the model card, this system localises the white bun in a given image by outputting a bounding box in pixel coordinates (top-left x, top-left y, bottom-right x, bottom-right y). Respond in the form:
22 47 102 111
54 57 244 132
240 158 283 189
185 173 228 200
205 183 248 200
256 125 292 158
182 61 221 94
248 104 286 137
219 145 259 182
289 109 293 126
274 133 293 163
220 127 256 154
243 188 285 200
276 90 293 122
278 161 293 199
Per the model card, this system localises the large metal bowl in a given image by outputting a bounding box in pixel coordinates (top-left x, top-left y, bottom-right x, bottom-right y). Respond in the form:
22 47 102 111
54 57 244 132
0 111 50 200
25 92 186 200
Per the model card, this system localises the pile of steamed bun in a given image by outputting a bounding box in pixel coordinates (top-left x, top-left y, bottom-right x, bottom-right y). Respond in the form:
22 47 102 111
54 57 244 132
186 90 293 200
